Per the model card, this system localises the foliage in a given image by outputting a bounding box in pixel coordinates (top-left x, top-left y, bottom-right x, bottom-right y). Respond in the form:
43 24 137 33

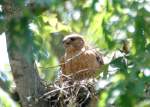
0 88 19 107
0 0 150 107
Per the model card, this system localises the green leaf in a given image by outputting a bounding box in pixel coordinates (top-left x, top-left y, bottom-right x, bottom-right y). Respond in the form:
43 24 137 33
110 57 127 72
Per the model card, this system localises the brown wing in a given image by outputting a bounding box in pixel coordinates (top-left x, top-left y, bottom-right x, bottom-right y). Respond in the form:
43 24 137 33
71 49 103 80
85 45 104 65
95 51 104 65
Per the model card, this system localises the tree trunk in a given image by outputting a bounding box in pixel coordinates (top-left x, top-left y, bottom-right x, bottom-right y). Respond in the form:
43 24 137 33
3 0 48 107
6 44 46 107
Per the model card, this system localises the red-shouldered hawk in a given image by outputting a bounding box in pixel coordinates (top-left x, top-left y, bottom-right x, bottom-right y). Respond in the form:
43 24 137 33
60 33 104 81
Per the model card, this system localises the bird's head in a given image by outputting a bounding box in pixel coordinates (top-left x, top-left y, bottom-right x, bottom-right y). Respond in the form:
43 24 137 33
62 34 85 51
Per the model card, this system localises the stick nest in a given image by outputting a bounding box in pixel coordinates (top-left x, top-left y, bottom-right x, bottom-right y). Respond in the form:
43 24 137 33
39 79 98 107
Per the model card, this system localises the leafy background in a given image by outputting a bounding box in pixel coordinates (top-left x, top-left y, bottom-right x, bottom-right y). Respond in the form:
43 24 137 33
0 0 150 107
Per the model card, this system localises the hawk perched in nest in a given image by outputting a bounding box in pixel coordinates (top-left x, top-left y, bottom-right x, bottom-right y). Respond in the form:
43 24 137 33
60 34 104 81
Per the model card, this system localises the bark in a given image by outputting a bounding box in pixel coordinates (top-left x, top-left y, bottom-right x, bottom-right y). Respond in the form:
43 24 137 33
2 0 48 107
6 45 47 107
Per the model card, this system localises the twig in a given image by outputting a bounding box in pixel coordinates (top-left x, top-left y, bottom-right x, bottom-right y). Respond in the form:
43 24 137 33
38 48 101 69
39 85 74 99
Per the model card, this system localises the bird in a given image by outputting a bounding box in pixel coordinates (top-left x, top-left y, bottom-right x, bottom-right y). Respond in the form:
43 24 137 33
60 33 104 81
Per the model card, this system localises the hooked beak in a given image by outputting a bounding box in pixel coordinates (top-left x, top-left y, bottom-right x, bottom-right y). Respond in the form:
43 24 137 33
62 38 71 45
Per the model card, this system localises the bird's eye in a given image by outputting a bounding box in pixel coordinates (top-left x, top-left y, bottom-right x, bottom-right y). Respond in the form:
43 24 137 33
70 38 75 41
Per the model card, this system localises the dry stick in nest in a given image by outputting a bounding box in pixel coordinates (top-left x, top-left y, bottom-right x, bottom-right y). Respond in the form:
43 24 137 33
39 67 101 100
39 85 74 99
39 72 96 99
38 74 97 106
